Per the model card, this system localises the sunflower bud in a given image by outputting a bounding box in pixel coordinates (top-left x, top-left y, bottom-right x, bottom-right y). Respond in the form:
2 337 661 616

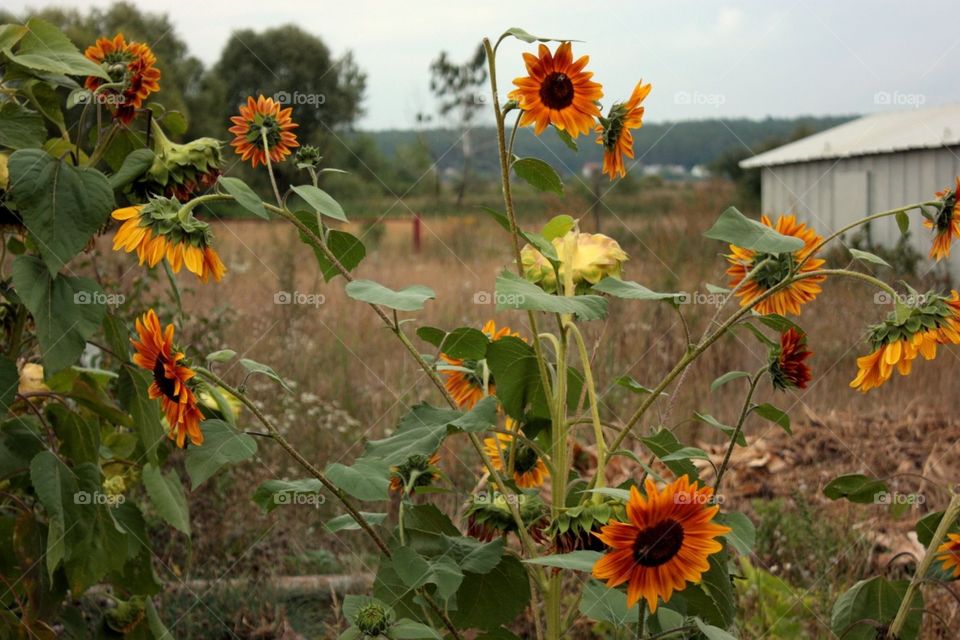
104 596 146 633
520 243 558 292
295 145 324 169
354 602 391 636
103 474 127 497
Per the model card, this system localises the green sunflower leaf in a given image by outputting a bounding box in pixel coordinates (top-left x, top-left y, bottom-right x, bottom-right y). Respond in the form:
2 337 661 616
704 207 805 254
511 157 563 195
345 279 435 312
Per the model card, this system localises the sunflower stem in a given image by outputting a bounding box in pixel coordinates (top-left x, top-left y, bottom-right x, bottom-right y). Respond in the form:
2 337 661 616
888 490 960 638
196 367 464 640
568 323 606 496
713 367 765 493
261 128 284 207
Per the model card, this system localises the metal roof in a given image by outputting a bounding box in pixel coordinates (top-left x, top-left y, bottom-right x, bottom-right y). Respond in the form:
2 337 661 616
739 103 960 168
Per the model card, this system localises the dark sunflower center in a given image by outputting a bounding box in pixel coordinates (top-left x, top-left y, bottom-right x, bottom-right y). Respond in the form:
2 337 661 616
152 356 179 401
514 441 539 473
936 201 956 231
633 519 684 567
751 252 794 289
539 72 575 110
247 115 283 149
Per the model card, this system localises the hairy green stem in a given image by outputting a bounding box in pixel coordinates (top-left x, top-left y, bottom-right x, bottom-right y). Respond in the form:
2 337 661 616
713 368 764 492
887 491 960 638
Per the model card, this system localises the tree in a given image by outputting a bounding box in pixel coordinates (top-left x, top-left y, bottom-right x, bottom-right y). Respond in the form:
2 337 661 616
193 25 366 143
428 45 487 207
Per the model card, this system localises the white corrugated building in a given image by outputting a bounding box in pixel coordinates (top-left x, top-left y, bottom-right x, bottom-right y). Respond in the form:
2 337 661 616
739 104 960 275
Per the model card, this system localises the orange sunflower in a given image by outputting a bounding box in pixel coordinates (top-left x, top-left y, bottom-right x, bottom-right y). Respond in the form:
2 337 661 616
850 291 960 392
84 34 161 124
726 214 826 316
937 533 960 578
925 177 960 261
592 476 731 612
509 42 603 137
770 328 812 390
228 95 299 168
440 320 520 409
112 200 226 283
131 310 204 448
483 423 548 489
596 81 652 179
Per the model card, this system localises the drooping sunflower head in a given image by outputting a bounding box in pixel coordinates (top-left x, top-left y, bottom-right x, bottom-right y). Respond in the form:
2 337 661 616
465 490 548 543
850 291 960 392
726 214 826 316
769 327 812 391
592 476 731 612
131 309 204 448
84 34 161 124
135 122 223 200
439 320 521 409
111 197 226 283
509 42 603 138
937 533 960 578
482 426 549 489
596 80 652 180
552 499 625 553
925 177 960 261
389 452 441 494
228 95 300 168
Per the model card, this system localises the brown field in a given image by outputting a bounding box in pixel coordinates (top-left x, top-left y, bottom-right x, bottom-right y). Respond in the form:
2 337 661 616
97 179 960 637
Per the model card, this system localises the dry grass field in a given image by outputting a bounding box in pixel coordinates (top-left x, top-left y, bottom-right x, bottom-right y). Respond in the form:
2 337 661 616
95 179 960 637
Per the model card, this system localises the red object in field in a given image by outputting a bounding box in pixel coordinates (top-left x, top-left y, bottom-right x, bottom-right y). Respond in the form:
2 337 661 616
412 214 422 253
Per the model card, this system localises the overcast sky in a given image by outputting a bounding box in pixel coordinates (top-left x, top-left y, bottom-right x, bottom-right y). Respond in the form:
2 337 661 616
7 0 957 129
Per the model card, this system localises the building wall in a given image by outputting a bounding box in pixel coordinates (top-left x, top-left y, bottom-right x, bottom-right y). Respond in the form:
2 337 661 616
759 146 960 278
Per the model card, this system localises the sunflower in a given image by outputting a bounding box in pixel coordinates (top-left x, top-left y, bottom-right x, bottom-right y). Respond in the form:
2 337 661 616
509 42 603 138
769 328 812 390
440 320 520 409
131 310 204 448
521 230 629 294
84 34 161 124
389 452 440 494
482 425 548 489
592 476 731 612
937 533 960 578
850 291 960 392
228 95 300 168
925 177 960 261
112 199 226 283
596 81 652 180
726 215 826 316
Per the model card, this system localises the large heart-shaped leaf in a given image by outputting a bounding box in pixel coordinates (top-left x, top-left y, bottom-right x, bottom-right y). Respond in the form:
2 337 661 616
8 149 114 274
